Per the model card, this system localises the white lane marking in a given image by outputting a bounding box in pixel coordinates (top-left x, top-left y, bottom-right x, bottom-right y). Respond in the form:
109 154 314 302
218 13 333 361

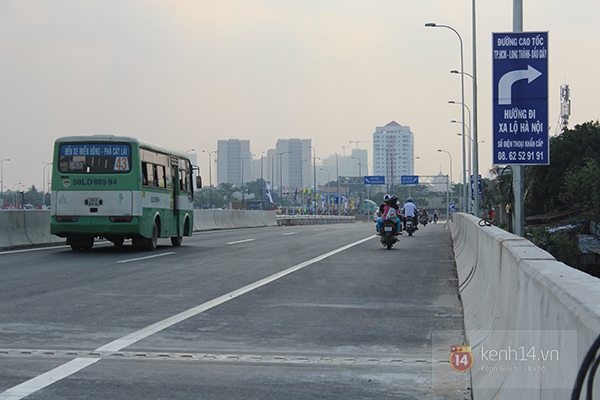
0 235 374 399
226 239 255 245
116 252 175 264
0 357 99 400
282 232 298 236
0 242 112 256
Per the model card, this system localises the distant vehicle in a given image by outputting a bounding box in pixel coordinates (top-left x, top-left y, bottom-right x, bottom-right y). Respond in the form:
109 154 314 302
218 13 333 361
50 135 201 251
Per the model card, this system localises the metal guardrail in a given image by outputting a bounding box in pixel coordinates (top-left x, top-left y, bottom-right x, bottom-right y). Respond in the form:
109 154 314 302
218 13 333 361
275 215 355 226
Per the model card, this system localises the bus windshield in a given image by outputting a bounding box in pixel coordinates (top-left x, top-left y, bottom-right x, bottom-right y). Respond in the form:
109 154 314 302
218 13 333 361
58 143 131 174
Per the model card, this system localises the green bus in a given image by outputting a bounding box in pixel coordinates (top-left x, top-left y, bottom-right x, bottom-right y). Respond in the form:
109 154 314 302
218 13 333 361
50 135 200 251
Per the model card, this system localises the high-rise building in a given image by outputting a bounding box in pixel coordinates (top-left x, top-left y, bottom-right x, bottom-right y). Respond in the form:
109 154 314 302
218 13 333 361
216 139 252 187
373 121 414 189
274 139 311 194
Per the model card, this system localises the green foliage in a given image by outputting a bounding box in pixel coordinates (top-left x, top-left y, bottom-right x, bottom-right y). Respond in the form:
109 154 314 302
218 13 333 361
560 158 600 219
526 121 600 215
526 226 581 269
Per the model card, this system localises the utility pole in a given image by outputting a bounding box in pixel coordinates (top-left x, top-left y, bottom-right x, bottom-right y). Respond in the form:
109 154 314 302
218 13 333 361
512 0 524 236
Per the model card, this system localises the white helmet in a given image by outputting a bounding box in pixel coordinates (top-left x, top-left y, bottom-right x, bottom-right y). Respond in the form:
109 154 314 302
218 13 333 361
383 194 391 202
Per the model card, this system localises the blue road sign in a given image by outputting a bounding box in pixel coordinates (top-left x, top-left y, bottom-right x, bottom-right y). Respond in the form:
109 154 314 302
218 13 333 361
401 175 419 185
364 175 385 185
470 174 483 200
493 32 548 165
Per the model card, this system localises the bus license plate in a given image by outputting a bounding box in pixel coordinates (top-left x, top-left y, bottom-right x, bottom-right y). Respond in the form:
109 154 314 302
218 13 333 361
384 226 393 232
86 197 101 207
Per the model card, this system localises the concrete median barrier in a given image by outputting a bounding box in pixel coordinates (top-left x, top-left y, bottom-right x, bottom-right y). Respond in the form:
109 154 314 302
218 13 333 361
450 213 600 399
193 210 218 231
0 210 63 249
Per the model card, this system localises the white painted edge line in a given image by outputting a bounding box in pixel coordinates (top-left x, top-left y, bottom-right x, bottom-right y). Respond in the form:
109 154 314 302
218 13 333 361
0 241 112 256
0 358 99 400
116 252 176 264
282 232 298 236
226 239 255 245
0 235 374 399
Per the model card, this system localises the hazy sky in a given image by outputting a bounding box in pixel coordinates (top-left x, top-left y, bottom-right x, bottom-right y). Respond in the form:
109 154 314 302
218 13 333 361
1 0 598 192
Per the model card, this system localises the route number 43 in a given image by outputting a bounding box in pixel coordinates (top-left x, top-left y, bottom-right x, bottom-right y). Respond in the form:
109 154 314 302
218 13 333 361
113 157 129 171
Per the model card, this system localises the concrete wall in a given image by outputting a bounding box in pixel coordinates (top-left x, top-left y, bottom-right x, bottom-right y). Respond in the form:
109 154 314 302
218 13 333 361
0 210 64 248
193 210 277 231
0 210 280 250
451 213 600 399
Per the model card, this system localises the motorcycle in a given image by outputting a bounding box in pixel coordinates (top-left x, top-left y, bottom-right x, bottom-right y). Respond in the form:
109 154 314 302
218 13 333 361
419 215 428 227
380 218 399 249
433 213 439 223
405 216 416 236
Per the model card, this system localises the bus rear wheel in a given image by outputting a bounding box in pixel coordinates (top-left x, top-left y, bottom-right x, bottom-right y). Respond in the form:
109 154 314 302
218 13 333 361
170 236 182 247
146 221 159 251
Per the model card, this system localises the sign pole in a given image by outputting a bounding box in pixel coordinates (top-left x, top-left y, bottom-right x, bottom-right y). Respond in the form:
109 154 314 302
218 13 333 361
513 0 524 236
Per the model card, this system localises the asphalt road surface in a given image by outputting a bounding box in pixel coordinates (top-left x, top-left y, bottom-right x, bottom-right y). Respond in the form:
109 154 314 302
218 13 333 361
0 220 471 399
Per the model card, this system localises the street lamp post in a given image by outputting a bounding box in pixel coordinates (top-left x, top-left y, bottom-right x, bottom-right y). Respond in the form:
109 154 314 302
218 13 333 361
319 168 330 213
0 158 9 208
12 183 22 208
202 150 216 209
350 156 362 176
457 132 473 213
452 119 471 212
42 162 52 207
260 151 265 203
426 22 466 216
437 149 453 200
336 153 341 216
438 150 453 221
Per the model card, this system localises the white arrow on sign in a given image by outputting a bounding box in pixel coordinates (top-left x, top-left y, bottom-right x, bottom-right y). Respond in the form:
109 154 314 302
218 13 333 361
498 65 542 105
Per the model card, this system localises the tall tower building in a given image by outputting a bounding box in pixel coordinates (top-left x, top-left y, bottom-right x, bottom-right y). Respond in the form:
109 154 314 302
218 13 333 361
373 121 414 189
216 139 252 187
274 139 311 193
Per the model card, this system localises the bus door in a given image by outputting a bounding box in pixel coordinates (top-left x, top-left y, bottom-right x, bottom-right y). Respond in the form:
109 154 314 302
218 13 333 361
170 158 181 237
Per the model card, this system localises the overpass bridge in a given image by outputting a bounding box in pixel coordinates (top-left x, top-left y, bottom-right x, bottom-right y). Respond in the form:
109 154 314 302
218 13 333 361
0 210 600 399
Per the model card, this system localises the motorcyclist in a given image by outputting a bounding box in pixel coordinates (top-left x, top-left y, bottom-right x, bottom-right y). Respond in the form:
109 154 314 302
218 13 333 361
389 195 402 234
402 196 419 231
376 194 401 235
433 209 439 223
421 208 429 225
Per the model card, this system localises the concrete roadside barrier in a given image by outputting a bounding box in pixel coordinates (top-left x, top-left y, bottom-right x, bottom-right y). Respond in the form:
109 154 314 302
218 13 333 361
0 210 63 249
0 211 31 248
262 211 277 227
24 210 64 246
450 213 600 399
193 209 218 231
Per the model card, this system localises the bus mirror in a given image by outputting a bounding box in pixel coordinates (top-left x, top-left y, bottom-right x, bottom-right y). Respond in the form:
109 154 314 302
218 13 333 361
196 176 202 189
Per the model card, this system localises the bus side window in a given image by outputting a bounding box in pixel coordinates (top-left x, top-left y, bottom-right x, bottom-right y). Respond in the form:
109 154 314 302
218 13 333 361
147 163 155 187
156 165 166 188
142 162 149 186
152 164 159 187
179 169 187 192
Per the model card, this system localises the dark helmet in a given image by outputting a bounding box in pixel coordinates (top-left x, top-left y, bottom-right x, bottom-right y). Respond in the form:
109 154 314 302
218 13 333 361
390 195 398 204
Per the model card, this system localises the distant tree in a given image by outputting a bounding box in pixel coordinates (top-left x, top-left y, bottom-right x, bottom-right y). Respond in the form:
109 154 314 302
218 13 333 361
245 179 266 200
560 158 600 219
525 121 600 216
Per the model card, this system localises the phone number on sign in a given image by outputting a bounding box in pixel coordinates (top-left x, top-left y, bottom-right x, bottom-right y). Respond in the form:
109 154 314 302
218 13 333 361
72 178 118 186
497 151 545 162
